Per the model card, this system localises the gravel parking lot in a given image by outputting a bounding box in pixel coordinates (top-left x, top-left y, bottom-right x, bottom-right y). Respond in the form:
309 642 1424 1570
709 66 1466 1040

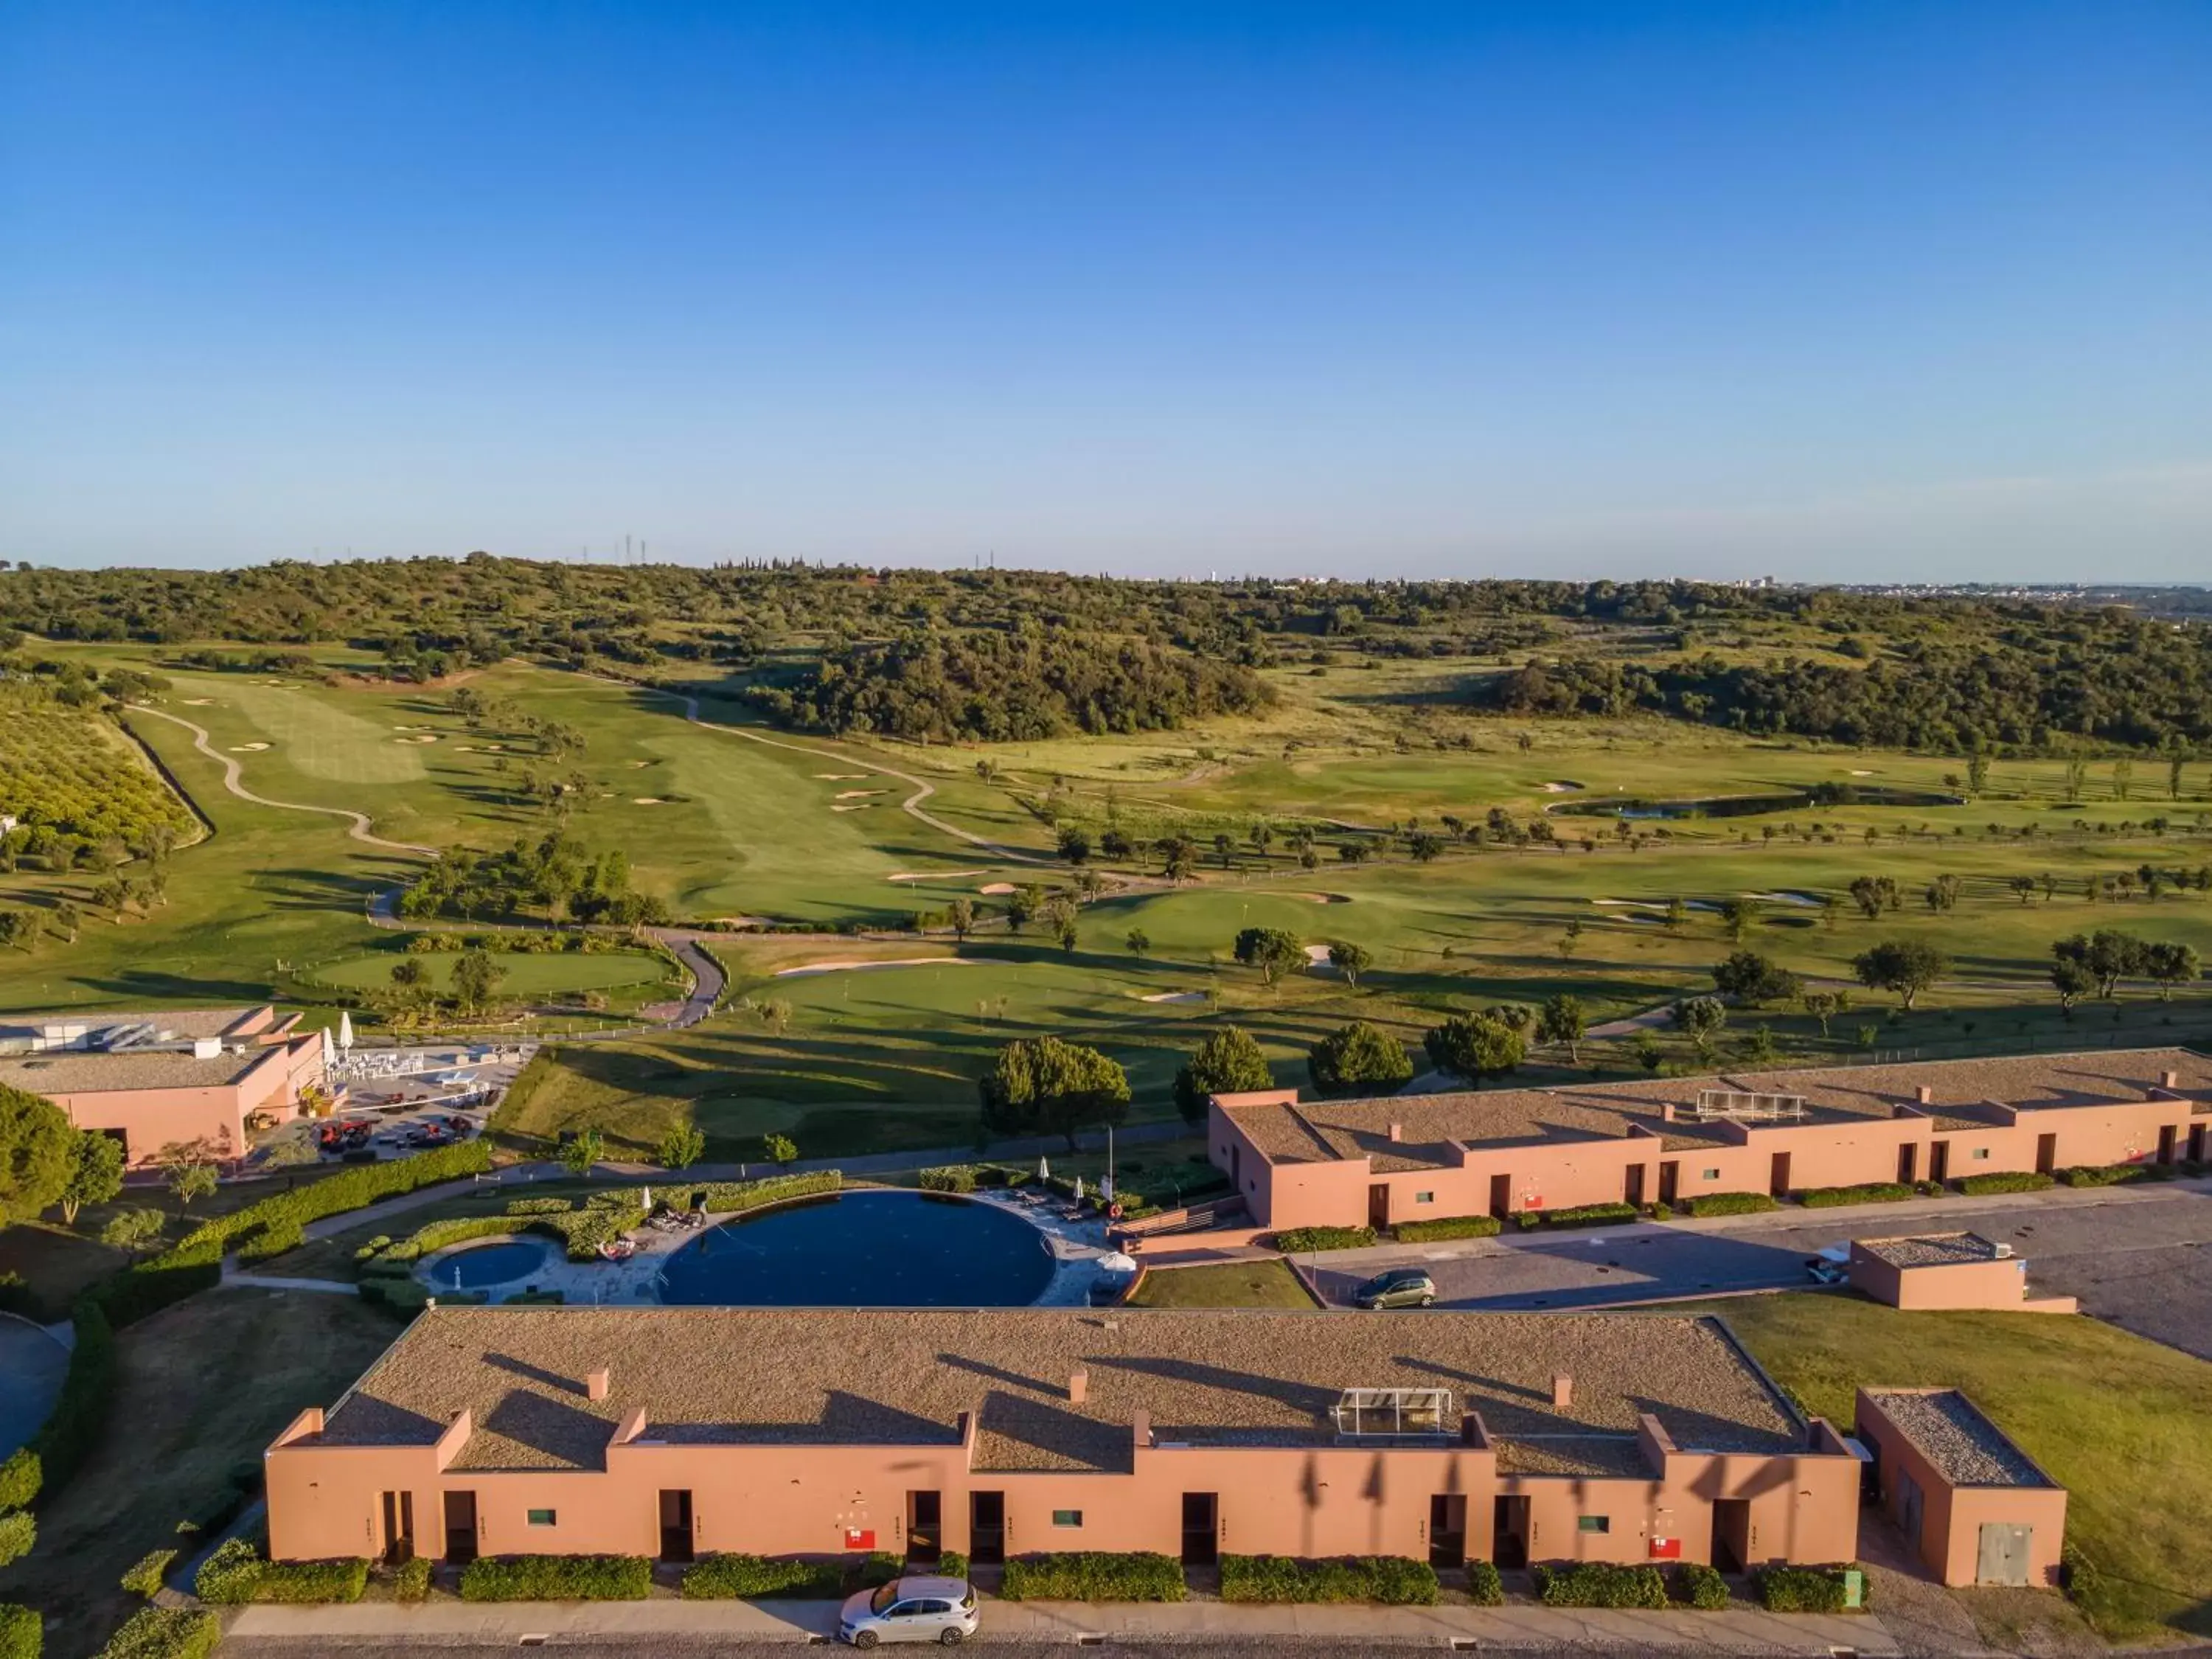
1307 1187 2212 1358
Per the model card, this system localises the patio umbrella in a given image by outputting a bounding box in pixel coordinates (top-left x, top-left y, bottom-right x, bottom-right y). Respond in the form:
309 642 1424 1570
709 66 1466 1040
1072 1176 1085 1203
1096 1251 1138 1276
1037 1155 1050 1182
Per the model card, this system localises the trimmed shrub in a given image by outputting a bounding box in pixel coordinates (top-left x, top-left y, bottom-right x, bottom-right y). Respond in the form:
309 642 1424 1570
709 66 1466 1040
93 1607 219 1659
1683 1192 1778 1217
0 1450 38 1513
1957 1171 2053 1197
1273 1226 1375 1253
391 1555 433 1601
851 1551 903 1590
505 1197 574 1215
1669 1561 1729 1610
120 1548 175 1599
192 1537 262 1604
1531 1562 1667 1609
252 1557 369 1604
999 1552 1187 1601
1219 1554 1437 1605
1799 1182 1914 1209
1755 1564 1865 1613
681 1554 844 1599
0 1603 35 1659
1526 1202 1638 1230
0 1513 32 1570
29 1301 114 1494
919 1166 979 1194
502 1288 565 1306
1465 1559 1504 1605
936 1550 969 1582
459 1554 653 1601
2059 1541 2098 1606
1394 1214 1501 1243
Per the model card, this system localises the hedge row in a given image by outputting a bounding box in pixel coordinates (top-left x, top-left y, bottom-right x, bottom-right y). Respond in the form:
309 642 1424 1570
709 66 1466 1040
681 1554 844 1599
1218 1554 1436 1605
1394 1214 1500 1243
392 1555 433 1600
505 1196 576 1215
119 1548 175 1599
1669 1561 1729 1609
919 1166 979 1194
1465 1559 1504 1606
194 1538 366 1604
27 1301 114 1498
1799 1181 1914 1209
1955 1172 2053 1197
1531 1562 1668 1609
458 1554 653 1601
1683 1192 1778 1217
1755 1564 1866 1613
92 1608 219 1659
998 1552 1186 1601
1519 1202 1638 1231
1273 1226 1375 1253
0 1604 33 1659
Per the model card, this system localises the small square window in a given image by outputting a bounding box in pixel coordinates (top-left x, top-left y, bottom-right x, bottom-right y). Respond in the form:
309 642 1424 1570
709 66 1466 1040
1578 1516 1610 1534
1701 1168 1721 1181
1414 1191 1435 1204
526 1509 557 1527
1970 1147 1990 1161
1051 1509 1083 1528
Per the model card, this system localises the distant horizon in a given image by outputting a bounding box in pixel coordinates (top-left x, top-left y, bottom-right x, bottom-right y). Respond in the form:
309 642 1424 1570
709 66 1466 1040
4 2 2207 577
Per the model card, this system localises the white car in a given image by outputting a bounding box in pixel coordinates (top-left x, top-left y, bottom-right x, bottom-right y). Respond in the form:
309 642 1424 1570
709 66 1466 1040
838 1575 979 1647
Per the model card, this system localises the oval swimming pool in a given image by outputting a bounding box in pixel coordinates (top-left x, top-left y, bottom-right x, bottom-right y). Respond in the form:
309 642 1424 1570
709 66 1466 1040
420 1234 560 1292
655 1189 1056 1307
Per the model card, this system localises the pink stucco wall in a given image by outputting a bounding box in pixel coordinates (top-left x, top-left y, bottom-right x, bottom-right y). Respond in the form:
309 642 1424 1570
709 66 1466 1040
46 1037 324 1165
1854 1391 2067 1587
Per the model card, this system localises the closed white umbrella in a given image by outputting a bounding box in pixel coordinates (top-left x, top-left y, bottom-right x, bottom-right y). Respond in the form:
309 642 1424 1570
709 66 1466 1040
1037 1155 1050 1182
338 1010 355 1054
1072 1176 1085 1203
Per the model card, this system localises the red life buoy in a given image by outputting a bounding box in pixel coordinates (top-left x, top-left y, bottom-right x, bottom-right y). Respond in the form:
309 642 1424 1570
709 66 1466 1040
1108 1203 1124 1220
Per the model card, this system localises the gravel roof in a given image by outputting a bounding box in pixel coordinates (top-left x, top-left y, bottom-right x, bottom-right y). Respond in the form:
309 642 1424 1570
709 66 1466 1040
1227 1047 2212 1170
1864 1390 2051 1488
0 1042 283 1095
0 1005 274 1043
310 1307 1809 1475
1856 1233 2004 1270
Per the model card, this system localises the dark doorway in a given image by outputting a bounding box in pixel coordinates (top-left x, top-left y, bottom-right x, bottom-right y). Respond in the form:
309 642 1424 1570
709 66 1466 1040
969 1492 1005 1566
1658 1161 1679 1206
1623 1164 1646 1206
1711 1499 1751 1573
1768 1152 1792 1198
658 1490 695 1563
2157 1124 2177 1164
1899 1469 1925 1549
1368 1184 1391 1229
1180 1493 1218 1566
1428 1495 1467 1570
380 1490 415 1565
2035 1133 2058 1175
1488 1173 1512 1220
1896 1143 1918 1184
2191 1124 2208 1164
440 1491 476 1564
1490 1496 1530 1568
906 1491 942 1564
1929 1140 1951 1184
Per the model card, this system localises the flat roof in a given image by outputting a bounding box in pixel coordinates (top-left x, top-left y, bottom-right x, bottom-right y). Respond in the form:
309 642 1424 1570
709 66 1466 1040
1856 1233 2006 1270
0 1044 279 1095
307 1307 1811 1476
1227 1047 2212 1171
0 1006 269 1042
1863 1389 2052 1489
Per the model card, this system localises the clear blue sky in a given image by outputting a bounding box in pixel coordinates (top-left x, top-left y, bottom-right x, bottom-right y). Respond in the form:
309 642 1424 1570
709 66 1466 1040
3 1 2208 579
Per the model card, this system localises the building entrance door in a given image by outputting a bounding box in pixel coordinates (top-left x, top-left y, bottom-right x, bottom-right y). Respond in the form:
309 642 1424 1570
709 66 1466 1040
440 1491 476 1564
1768 1152 1792 1197
1929 1141 1951 1183
1368 1184 1391 1228
1711 1499 1751 1573
1623 1164 1646 1206
1658 1161 1679 1206
1180 1493 1218 1566
380 1490 415 1565
2157 1125 2177 1164
969 1492 1005 1565
1976 1523 2033 1587
906 1491 942 1564
659 1490 695 1563
1427 1495 1466 1569
1490 1496 1530 1568
1896 1143 1918 1184
2035 1133 2058 1175
1488 1173 1512 1220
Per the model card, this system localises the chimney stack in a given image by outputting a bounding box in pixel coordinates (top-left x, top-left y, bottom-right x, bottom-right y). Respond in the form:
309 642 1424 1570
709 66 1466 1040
1916 1085 1935 1105
1551 1374 1573 1411
1068 1369 1088 1405
1387 1122 1403 1144
586 1368 611 1402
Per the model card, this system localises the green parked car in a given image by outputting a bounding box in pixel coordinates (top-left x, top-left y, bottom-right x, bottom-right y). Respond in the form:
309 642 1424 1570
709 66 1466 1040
1354 1267 1437 1309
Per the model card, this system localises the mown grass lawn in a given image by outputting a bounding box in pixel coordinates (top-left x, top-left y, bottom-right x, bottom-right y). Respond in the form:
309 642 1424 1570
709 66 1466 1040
1126 1259 1318 1310
1664 1294 2212 1645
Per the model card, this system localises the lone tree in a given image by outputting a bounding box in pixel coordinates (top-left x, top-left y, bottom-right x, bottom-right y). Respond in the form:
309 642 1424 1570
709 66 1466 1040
1536 993 1586 1064
2049 958 2096 1015
947 898 975 942
1717 898 1754 945
1671 995 1728 1059
1423 1012 1527 1088
656 1123 707 1172
1852 939 1951 1010
980 1036 1131 1152
1232 927 1306 986
559 1127 605 1176
1326 940 1373 987
451 949 506 1014
1306 1020 1413 1096
1171 1027 1273 1123
159 1143 218 1208
55 1128 125 1225
1124 927 1150 959
2144 940 2202 1001
1801 989 1851 1037
1057 825 1091 865
100 1207 165 1257
1710 950 1802 1008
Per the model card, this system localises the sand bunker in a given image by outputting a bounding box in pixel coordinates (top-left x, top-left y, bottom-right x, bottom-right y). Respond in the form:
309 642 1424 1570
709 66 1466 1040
1540 781 1585 793
835 790 887 800
832 803 872 813
979 882 1018 895
1141 990 1207 1004
1849 769 1876 776
1295 892 1352 904
229 742 270 752
394 734 438 744
774 958 977 978
1749 890 1823 907
183 698 213 706
632 797 666 805
813 773 869 781
888 871 987 883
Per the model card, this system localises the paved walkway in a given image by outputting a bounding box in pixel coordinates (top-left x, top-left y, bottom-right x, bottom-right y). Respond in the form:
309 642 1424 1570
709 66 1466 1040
226 1596 1898 1653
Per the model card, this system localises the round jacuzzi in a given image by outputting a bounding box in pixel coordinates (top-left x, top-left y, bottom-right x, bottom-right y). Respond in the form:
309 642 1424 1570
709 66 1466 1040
418 1234 561 1293
654 1189 1055 1307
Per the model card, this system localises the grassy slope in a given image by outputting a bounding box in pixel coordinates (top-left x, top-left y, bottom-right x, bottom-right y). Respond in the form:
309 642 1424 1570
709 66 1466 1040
1675 1295 2211 1644
1126 1259 1318 1309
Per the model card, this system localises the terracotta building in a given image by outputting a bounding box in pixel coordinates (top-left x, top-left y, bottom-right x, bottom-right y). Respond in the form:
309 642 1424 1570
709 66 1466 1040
1854 1388 2067 1587
1209 1047 2212 1231
266 1306 1863 1573
1845 1234 2076 1315
0 1006 328 1164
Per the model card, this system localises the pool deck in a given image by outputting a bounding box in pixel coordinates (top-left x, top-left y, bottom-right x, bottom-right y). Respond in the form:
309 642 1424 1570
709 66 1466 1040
416 1189 1123 1309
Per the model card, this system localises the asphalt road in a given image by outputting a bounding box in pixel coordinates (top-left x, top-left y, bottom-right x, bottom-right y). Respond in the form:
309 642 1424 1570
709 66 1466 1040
1305 1186 2212 1358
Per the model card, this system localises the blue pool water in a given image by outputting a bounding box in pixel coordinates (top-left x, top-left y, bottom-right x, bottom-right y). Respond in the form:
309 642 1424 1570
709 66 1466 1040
655 1189 1055 1307
422 1235 558 1291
